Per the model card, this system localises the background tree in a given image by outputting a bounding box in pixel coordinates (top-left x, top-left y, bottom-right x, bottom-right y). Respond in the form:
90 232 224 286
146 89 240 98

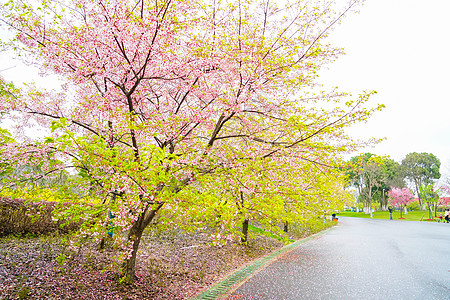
401 152 441 205
376 157 405 210
346 153 374 198
437 185 450 209
346 153 386 213
383 158 406 188
387 187 414 219
0 0 380 282
419 184 440 219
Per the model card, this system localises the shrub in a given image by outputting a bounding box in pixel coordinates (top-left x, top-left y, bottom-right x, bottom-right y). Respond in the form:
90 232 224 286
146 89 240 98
0 197 78 236
288 218 335 239
406 200 420 211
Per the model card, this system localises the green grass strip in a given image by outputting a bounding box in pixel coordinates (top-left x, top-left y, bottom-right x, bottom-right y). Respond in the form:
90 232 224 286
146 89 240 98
337 210 439 221
248 224 294 243
190 225 336 300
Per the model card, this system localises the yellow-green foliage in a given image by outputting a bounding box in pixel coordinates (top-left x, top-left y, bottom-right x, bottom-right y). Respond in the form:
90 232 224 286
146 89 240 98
0 188 83 236
289 218 336 239
0 186 101 204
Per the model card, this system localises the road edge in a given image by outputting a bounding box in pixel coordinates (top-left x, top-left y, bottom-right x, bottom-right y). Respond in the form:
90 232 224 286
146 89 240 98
190 224 338 300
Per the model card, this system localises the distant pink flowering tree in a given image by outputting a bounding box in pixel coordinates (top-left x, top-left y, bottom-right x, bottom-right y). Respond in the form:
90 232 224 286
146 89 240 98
420 184 444 218
438 186 450 206
439 197 450 206
387 187 414 219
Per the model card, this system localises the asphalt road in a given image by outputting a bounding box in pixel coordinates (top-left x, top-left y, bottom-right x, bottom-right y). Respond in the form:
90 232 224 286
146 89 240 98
227 217 450 300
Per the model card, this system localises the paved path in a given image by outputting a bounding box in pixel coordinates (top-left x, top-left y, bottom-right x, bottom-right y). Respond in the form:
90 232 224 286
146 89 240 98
226 217 450 300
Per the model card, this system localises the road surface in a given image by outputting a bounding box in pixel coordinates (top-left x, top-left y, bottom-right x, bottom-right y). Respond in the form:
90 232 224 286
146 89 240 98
227 217 450 300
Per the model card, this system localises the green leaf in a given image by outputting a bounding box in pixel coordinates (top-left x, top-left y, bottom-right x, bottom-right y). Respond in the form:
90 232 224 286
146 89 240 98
44 137 54 143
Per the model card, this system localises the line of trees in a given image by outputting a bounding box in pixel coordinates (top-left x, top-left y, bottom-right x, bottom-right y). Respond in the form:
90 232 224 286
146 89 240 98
345 152 444 212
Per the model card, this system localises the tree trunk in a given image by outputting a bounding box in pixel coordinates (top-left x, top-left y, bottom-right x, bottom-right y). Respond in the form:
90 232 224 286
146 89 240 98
283 221 288 233
241 219 249 243
121 202 163 283
99 237 105 250
122 224 144 283
414 180 422 206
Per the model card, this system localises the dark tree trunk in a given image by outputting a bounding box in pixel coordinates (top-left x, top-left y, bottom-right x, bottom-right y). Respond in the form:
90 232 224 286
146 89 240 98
414 180 422 206
121 202 163 283
122 224 144 283
241 219 249 243
99 237 105 250
283 221 288 233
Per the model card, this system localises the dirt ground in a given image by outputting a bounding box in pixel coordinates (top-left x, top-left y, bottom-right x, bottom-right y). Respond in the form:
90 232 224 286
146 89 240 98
0 230 284 299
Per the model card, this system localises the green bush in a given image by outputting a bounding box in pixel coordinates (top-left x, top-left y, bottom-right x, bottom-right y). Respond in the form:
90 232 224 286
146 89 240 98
0 197 78 236
288 218 335 239
406 200 420 211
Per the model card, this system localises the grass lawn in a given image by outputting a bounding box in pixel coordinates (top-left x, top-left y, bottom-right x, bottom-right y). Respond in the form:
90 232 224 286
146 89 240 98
337 210 441 222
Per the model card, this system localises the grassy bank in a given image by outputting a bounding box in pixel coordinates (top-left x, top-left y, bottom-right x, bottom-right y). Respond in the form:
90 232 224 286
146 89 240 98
337 210 440 222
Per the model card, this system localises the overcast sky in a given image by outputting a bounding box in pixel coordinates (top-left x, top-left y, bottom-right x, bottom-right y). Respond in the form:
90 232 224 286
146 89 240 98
1 0 449 180
321 0 450 180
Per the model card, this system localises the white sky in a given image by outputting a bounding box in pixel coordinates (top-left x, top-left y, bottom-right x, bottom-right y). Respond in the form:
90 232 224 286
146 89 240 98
320 0 450 180
1 0 449 180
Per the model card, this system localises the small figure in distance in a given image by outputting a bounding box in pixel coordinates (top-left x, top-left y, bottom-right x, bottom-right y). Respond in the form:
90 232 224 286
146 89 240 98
332 213 338 222
438 212 443 223
388 206 393 220
444 209 450 224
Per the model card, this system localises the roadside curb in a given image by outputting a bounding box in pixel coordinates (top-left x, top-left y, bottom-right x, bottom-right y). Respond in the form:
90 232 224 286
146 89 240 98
190 225 337 300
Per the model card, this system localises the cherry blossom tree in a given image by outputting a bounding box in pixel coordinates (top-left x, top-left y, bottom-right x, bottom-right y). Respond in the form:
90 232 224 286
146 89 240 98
387 187 414 219
0 0 381 282
181 154 351 243
439 185 450 204
0 127 15 179
438 197 450 207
